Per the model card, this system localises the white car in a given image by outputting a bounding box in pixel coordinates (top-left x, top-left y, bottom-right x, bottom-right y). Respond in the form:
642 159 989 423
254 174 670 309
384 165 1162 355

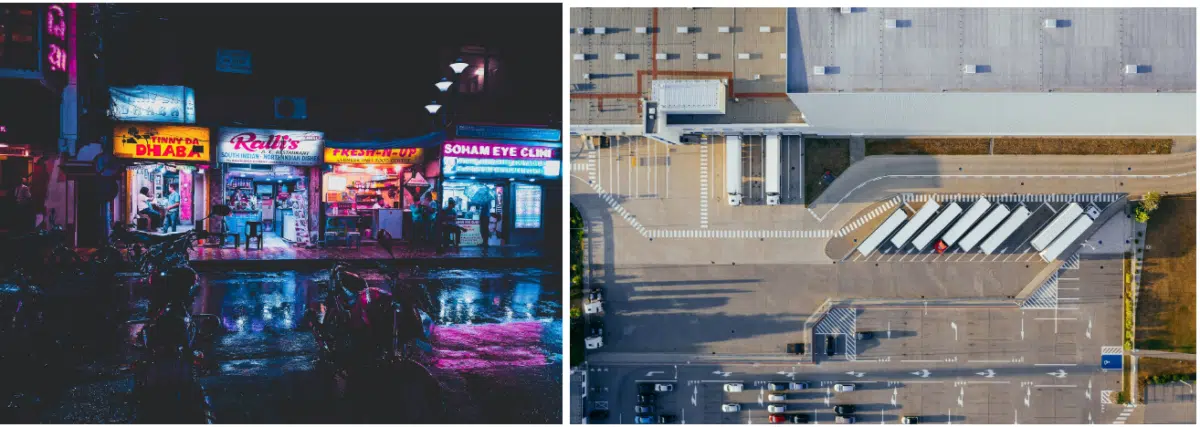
768 393 786 402
789 382 809 390
767 404 787 414
654 383 674 392
722 403 741 413
724 383 744 393
833 383 856 393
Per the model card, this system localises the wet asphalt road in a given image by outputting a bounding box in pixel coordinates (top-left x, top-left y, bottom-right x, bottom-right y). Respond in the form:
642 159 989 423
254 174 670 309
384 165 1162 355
27 266 561 424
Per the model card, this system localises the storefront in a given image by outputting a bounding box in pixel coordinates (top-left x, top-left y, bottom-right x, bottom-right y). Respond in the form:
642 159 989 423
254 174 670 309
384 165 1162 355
216 127 324 246
112 124 211 233
320 147 424 243
440 128 561 247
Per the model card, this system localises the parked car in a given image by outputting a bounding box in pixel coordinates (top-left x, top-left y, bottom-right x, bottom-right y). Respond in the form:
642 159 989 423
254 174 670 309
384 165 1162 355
588 287 604 302
635 405 653 415
768 382 789 392
786 343 805 355
901 416 919 424
791 414 809 424
769 414 787 424
724 383 744 393
722 403 741 413
588 410 610 421
836 416 856 424
789 382 809 390
833 383 855 393
636 416 655 424
767 404 787 414
637 394 656 405
655 383 674 392
856 331 874 340
826 335 836 356
659 414 677 424
834 405 856 415
768 393 787 402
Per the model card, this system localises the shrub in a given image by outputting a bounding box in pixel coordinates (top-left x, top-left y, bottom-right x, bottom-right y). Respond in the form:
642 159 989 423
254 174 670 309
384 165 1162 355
1133 205 1151 223
1116 391 1129 404
1142 192 1162 212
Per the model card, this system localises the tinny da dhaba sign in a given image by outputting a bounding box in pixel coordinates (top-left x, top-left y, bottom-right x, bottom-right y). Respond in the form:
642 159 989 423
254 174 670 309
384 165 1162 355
113 125 211 162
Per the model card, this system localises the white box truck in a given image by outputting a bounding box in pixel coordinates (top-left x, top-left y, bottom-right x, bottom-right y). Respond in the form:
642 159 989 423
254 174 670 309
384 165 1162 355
727 135 743 206
765 134 781 205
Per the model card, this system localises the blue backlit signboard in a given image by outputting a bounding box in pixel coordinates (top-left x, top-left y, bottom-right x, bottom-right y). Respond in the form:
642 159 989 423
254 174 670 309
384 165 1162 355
455 124 561 142
110 85 197 124
513 183 542 229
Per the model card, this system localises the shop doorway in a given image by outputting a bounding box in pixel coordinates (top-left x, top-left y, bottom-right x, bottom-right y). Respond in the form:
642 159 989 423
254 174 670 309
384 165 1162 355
223 165 311 248
126 163 206 235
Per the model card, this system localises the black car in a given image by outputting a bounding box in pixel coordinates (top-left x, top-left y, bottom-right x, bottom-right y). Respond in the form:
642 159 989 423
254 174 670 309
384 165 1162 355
834 404 856 415
590 319 605 336
659 414 677 424
826 335 836 356
589 410 610 421
634 405 653 415
786 343 805 355
637 393 657 405
791 414 809 424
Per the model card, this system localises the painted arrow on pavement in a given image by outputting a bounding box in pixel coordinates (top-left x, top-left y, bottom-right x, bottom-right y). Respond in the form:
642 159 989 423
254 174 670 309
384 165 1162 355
976 369 995 378
846 371 865 378
1047 369 1068 379
713 370 732 377
911 369 931 378
646 371 665 377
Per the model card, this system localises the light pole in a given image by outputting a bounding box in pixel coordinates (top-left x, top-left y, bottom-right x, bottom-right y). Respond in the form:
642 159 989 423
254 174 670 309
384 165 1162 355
428 58 470 210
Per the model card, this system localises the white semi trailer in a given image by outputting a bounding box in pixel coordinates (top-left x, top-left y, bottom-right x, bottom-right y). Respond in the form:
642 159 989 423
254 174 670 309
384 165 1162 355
765 134 781 205
726 135 743 206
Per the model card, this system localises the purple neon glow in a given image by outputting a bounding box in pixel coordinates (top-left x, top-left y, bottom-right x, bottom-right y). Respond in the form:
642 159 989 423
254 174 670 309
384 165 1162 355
443 140 558 160
431 321 548 370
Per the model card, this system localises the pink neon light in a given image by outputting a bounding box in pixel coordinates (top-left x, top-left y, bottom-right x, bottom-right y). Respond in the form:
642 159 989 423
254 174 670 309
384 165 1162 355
442 141 558 160
0 126 6 133
47 44 66 72
46 6 65 40
431 321 549 370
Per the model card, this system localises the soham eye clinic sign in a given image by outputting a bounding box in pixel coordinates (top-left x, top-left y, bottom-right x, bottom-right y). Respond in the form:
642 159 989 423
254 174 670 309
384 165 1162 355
442 141 561 178
217 127 324 166
113 125 211 162
324 148 423 165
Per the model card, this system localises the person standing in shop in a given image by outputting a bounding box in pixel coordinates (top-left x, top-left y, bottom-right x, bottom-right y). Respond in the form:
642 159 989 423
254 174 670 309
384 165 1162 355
162 183 181 233
477 201 492 249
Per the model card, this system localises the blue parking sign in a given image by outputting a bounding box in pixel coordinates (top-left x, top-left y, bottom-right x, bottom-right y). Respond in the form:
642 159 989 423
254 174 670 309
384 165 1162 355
1101 354 1123 370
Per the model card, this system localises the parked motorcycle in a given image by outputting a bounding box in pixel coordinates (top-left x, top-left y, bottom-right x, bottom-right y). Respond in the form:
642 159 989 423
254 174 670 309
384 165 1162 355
304 235 445 422
0 269 49 422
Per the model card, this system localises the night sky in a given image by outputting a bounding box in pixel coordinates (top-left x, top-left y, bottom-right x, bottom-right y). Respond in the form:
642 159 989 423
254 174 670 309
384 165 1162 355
103 3 562 138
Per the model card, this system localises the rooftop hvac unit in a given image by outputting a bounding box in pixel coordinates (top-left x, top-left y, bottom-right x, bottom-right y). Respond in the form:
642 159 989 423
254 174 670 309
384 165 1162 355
719 26 731 33
752 74 762 80
656 53 668 60
812 66 828 75
963 64 979 74
614 52 626 60
840 7 854 14
697 53 710 60
1043 19 1059 28
885 19 898 28
595 27 607 34
573 53 586 61
577 27 587 34
759 26 772 33
583 73 592 80
636 26 648 34
738 53 751 60
780 53 788 59
677 26 689 33
1125 64 1142 74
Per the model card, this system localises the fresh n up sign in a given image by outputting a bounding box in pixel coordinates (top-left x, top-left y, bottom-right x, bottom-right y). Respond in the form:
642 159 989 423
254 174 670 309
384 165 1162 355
113 124 211 162
324 147 423 165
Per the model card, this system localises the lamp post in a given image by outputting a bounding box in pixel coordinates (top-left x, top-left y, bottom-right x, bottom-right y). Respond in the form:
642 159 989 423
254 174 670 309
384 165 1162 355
428 58 469 211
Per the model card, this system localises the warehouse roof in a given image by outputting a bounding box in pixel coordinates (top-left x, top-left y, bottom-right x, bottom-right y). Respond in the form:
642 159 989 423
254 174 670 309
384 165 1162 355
787 7 1196 93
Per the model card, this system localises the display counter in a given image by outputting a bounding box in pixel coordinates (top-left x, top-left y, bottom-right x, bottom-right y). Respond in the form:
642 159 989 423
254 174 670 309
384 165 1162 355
228 210 263 236
274 208 296 241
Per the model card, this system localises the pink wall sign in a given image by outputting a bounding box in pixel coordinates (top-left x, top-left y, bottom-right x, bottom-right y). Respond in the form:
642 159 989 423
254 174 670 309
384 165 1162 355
442 141 558 160
180 171 193 222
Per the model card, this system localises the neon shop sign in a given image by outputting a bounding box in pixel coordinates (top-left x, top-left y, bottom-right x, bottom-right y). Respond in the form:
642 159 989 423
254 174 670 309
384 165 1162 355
46 5 67 73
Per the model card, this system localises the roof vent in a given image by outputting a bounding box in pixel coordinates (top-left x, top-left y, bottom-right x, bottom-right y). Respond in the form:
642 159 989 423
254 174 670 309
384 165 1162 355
573 53 586 61
636 26 648 34
595 27 607 35
1043 19 1059 28
614 52 627 60
677 26 690 34
656 53 668 60
759 26 772 33
697 53 710 60
737 53 751 60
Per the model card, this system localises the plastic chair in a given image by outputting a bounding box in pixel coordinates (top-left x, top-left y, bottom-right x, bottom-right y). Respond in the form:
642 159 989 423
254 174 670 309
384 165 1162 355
346 231 362 249
245 221 263 250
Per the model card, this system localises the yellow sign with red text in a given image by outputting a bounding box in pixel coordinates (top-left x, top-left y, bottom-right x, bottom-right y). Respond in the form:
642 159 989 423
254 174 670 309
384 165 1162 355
113 124 211 162
324 147 423 165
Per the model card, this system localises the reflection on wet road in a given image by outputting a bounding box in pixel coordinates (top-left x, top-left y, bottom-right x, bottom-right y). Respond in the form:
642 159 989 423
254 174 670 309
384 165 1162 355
39 267 561 424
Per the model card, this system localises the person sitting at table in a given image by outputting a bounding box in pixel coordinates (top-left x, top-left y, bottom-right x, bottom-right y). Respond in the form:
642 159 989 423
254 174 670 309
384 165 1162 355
436 199 465 253
136 187 163 230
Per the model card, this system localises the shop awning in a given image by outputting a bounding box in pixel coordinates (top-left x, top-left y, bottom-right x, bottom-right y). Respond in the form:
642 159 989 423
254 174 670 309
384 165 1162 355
325 131 446 150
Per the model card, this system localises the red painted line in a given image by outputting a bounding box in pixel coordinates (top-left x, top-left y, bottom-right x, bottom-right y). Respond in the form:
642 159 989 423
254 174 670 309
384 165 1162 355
651 8 659 79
